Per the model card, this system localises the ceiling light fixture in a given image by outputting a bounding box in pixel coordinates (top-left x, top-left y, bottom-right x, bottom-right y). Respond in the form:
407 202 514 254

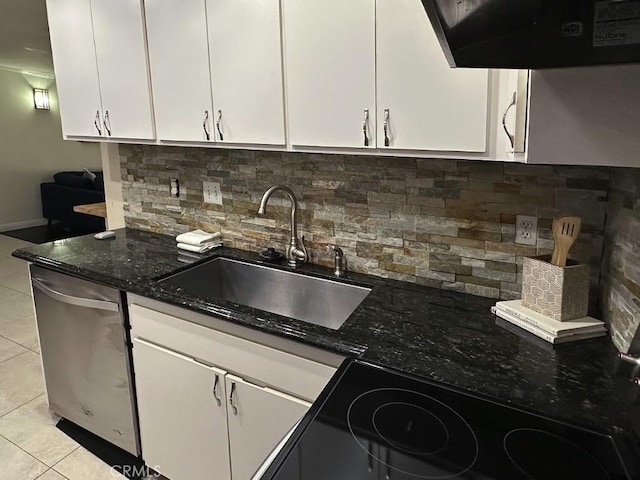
33 88 50 110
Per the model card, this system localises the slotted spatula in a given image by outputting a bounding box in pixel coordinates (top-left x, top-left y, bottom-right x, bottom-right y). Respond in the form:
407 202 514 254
551 214 571 265
552 216 582 267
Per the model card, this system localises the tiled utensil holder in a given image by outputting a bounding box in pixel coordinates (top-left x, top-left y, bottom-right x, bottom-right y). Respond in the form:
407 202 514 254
521 255 590 321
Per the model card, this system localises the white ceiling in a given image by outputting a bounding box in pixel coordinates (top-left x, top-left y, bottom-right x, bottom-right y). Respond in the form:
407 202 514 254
0 0 54 76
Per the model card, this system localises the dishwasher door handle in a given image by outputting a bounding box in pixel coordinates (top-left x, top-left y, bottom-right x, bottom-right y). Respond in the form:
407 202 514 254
32 278 120 312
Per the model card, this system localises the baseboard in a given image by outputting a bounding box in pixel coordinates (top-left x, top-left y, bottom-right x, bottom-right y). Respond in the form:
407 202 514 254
0 218 49 232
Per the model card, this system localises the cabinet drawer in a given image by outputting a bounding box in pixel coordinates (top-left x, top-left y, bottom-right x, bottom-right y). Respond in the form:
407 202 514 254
129 303 337 402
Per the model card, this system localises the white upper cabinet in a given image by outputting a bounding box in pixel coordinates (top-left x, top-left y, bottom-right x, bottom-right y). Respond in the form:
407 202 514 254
495 69 528 161
46 0 154 140
145 0 214 142
91 0 154 139
283 0 376 148
46 0 103 137
207 0 286 145
376 0 488 152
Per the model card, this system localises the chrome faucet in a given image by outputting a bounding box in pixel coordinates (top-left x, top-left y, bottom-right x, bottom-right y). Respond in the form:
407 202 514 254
327 244 346 277
258 185 308 268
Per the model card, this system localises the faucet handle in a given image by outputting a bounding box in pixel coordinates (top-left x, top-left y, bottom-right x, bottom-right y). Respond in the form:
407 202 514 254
327 244 346 276
327 243 342 253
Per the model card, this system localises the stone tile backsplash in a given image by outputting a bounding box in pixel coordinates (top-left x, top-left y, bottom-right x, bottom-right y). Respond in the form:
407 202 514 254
602 168 640 353
119 145 610 305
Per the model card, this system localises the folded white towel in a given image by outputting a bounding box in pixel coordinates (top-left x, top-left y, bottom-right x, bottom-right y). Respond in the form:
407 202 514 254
175 229 221 246
177 255 198 264
177 241 222 254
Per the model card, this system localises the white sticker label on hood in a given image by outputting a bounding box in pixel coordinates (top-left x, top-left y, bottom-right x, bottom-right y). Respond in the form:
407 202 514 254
594 0 640 46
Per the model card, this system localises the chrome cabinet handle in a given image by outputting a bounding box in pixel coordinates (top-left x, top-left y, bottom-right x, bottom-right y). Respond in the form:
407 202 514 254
363 109 369 147
212 373 221 406
367 441 373 472
216 110 224 141
103 110 112 137
229 381 237 415
502 92 516 149
383 109 390 147
203 110 210 141
94 110 102 135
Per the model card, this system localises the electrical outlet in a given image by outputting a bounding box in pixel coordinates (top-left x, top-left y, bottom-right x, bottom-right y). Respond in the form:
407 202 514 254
170 178 179 198
203 181 223 205
515 215 537 246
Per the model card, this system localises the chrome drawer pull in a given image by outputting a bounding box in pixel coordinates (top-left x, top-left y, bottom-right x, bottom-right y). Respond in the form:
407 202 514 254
203 110 210 141
94 110 102 135
229 381 238 415
363 108 369 147
383 109 390 147
502 92 516 149
103 110 112 137
212 373 221 406
216 110 224 141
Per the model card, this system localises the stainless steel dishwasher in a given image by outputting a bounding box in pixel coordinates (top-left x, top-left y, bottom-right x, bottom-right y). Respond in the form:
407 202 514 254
30 265 140 456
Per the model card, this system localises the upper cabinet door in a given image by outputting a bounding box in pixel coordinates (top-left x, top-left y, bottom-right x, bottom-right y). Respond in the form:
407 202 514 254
207 0 285 145
91 0 155 139
495 69 528 160
376 0 488 152
46 0 103 137
283 0 376 148
145 0 214 142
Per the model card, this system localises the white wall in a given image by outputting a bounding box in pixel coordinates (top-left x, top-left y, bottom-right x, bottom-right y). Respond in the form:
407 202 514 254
0 68 102 230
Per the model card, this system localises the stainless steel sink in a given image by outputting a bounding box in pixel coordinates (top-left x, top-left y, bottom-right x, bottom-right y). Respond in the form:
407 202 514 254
160 257 371 330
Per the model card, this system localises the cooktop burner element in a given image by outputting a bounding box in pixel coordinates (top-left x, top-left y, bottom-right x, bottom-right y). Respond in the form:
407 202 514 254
347 388 479 478
504 428 613 480
260 359 637 480
373 402 449 455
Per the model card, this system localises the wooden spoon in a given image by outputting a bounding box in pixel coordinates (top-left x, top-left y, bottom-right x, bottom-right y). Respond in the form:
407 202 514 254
552 216 582 267
551 214 570 265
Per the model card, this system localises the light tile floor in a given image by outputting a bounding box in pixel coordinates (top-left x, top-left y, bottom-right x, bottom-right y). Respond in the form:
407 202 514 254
0 235 125 480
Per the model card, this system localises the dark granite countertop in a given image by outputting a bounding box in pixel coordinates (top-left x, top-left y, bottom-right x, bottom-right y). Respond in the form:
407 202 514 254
13 228 640 446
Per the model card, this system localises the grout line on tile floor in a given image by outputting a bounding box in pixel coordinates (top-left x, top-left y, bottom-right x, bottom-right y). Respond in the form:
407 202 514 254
0 431 51 470
0 286 31 296
0 336 32 364
0 392 46 420
0 332 40 355
35 469 70 480
50 445 83 475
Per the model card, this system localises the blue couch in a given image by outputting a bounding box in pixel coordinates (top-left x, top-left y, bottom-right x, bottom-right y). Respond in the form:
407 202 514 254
40 171 106 231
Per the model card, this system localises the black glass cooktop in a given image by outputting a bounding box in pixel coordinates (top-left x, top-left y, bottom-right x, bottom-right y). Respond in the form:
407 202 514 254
261 359 638 480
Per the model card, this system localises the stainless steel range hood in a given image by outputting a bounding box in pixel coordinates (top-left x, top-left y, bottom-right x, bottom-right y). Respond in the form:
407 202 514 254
421 0 640 69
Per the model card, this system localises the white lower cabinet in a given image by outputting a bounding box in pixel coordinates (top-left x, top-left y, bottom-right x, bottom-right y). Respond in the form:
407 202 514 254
132 338 231 480
128 300 338 480
226 374 310 480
